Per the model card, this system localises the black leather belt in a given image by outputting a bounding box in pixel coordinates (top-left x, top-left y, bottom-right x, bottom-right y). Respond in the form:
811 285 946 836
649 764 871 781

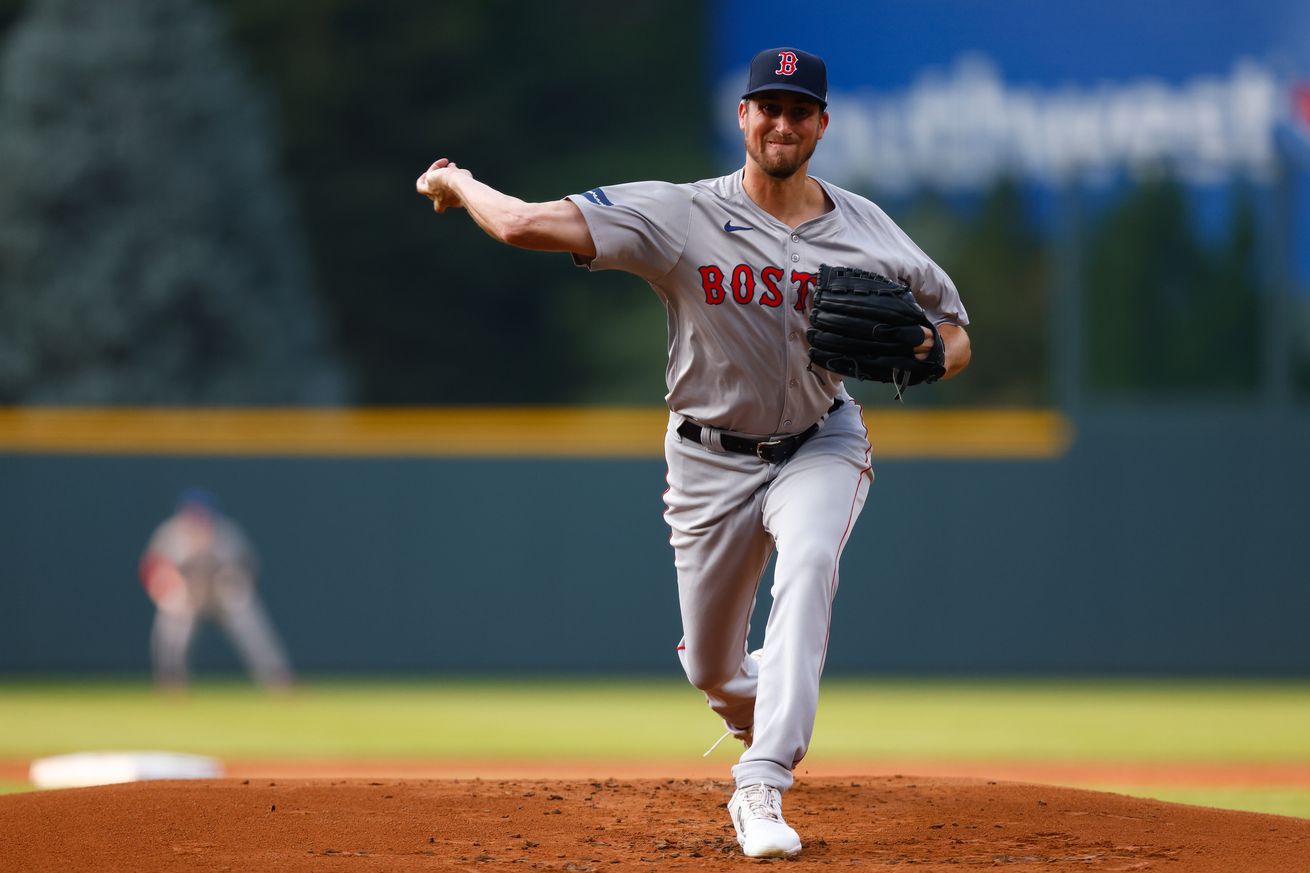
677 398 843 464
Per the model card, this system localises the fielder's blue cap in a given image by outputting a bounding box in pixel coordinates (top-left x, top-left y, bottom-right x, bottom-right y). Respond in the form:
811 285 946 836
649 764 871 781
176 487 219 513
742 47 828 108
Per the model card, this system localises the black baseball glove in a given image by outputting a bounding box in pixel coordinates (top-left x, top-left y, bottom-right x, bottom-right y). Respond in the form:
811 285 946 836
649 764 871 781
807 264 946 397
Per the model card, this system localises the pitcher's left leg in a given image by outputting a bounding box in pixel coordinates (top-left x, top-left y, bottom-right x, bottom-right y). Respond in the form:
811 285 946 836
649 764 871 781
732 408 871 790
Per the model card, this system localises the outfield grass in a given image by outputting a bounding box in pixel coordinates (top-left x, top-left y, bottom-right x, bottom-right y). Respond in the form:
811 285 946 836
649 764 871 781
1091 786 1310 820
2 677 1308 817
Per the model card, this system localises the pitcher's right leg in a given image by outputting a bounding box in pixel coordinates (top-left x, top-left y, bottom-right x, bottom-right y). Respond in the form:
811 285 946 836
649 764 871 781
664 428 773 735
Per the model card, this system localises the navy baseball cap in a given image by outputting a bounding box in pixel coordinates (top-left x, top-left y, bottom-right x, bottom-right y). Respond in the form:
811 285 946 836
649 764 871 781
176 487 219 513
741 47 828 108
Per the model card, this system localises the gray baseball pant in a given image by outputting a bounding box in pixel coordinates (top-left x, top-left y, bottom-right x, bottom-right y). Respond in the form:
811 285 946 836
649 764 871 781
663 399 872 791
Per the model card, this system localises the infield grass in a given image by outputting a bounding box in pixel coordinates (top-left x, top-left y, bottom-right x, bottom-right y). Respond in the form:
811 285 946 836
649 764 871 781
1 676 1308 817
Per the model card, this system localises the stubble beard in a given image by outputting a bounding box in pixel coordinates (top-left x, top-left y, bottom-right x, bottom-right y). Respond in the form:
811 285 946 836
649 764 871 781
747 136 818 180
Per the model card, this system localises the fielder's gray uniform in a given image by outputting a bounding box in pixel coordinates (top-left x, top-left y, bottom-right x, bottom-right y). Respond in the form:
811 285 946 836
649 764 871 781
142 508 293 688
568 170 968 792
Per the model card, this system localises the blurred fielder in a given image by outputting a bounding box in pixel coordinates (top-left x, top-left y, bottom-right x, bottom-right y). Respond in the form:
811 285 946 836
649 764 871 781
139 489 294 690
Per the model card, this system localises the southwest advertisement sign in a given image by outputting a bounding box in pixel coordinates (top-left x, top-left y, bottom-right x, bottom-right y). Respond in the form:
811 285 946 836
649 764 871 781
711 0 1310 280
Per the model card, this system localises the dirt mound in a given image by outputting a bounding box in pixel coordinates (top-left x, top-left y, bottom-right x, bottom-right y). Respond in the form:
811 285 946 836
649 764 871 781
2 776 1306 871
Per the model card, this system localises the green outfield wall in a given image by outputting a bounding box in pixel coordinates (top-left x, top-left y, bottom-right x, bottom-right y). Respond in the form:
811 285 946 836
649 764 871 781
0 407 1305 676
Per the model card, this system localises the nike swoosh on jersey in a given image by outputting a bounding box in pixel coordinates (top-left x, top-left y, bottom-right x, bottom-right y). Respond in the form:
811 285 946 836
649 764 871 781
723 220 754 233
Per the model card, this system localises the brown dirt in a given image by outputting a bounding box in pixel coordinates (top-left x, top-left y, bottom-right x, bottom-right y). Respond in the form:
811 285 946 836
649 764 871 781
212 758 1310 788
2 776 1307 872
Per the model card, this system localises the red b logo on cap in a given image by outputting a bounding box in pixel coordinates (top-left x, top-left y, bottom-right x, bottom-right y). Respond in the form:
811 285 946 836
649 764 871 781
775 51 798 76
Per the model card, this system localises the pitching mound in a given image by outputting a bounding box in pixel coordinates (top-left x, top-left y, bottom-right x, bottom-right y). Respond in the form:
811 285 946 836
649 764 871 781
2 776 1306 871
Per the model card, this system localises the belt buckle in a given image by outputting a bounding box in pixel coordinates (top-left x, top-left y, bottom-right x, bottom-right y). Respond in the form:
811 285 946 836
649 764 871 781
755 438 785 462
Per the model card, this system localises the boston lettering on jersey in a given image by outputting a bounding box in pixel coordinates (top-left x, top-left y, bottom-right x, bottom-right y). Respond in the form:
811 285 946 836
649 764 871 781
697 264 817 311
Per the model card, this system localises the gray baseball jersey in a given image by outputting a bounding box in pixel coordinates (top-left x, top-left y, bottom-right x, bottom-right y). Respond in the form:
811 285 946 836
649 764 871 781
566 169 967 794
567 170 968 436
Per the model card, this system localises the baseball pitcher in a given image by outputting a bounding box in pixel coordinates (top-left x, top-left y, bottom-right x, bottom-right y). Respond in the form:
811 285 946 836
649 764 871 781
416 46 971 858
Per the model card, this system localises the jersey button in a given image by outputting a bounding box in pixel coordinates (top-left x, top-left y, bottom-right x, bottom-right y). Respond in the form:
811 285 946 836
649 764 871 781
791 234 800 242
789 331 799 340
791 253 800 263
783 419 793 428
790 379 799 387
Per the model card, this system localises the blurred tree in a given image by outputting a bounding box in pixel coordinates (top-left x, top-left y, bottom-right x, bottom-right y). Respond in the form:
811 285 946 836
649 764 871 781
0 0 23 35
1296 337 1310 398
220 0 708 403
948 180 1051 405
929 180 1048 407
1206 185 1265 391
1083 177 1261 397
0 0 346 403
1296 291 1310 398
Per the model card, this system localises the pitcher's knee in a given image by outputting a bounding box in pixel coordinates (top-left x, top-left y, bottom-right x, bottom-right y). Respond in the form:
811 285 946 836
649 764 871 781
682 657 738 693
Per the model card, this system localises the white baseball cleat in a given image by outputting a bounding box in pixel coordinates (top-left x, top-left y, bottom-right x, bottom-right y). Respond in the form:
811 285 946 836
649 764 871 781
728 782 803 858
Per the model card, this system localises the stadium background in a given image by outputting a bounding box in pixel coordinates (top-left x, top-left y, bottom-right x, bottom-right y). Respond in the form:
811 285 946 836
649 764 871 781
0 0 1307 818
1 0 1306 675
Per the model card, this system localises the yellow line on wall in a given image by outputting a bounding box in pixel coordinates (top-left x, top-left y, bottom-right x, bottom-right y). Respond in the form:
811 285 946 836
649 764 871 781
0 407 1073 459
